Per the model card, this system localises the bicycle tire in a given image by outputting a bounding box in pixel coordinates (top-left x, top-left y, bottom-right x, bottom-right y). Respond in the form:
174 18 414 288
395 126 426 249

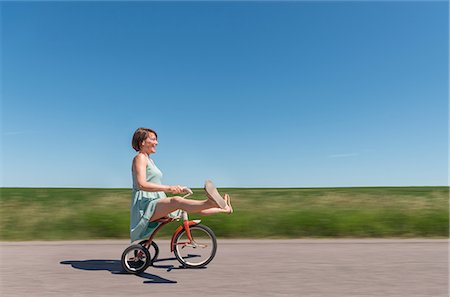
173 224 217 268
121 244 151 274
139 240 159 262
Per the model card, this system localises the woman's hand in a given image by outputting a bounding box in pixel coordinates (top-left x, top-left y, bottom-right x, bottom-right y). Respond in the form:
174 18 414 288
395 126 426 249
169 185 185 194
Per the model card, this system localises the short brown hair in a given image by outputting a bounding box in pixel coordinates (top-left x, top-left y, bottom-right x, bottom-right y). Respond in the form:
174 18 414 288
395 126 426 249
132 128 157 152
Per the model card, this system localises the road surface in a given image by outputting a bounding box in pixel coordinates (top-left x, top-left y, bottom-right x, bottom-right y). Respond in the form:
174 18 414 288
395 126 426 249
0 239 448 297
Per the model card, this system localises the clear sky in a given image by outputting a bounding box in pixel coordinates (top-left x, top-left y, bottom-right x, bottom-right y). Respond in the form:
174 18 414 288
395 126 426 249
1 1 448 188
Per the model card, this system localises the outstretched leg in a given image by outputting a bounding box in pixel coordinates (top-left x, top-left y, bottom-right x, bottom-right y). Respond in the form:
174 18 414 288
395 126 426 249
150 196 216 221
150 194 232 221
199 194 232 215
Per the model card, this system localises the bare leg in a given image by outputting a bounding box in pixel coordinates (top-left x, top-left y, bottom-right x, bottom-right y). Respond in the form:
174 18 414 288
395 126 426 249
199 194 232 215
199 207 229 216
150 196 218 221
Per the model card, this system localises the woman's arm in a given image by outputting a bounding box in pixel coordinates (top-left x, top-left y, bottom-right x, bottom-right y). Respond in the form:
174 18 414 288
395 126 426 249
134 154 183 194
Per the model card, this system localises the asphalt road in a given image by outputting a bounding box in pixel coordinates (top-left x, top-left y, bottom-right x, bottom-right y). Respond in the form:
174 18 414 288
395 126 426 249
0 239 448 297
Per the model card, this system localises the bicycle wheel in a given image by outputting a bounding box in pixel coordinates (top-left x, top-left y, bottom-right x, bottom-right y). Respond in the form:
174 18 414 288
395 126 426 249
121 244 151 274
173 224 217 268
139 240 159 262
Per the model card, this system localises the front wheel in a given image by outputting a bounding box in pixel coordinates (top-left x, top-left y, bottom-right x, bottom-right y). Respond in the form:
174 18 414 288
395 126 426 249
173 224 217 268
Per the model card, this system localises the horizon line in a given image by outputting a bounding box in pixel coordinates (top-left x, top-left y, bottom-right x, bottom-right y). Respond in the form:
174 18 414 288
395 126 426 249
0 185 448 189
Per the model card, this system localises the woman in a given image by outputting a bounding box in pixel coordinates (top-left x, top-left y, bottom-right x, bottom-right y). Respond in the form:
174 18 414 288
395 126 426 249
130 127 232 242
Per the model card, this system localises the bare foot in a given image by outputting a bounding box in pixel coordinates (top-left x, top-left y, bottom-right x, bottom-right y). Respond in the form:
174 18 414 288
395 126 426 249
224 193 233 214
204 180 227 209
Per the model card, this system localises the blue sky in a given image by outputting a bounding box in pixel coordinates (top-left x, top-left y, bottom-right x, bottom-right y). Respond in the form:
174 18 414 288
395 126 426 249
1 1 448 188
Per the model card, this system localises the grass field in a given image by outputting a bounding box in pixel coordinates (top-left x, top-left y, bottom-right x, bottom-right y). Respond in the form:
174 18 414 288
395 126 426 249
0 187 448 240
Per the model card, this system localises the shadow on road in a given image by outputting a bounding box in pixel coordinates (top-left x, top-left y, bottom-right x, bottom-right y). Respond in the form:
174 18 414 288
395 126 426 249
60 260 177 284
151 257 177 270
151 257 206 271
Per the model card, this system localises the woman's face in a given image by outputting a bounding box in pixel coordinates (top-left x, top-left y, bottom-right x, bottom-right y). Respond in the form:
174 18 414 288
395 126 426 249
141 133 158 154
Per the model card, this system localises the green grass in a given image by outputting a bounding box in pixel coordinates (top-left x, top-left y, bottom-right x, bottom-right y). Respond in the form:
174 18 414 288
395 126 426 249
0 187 448 240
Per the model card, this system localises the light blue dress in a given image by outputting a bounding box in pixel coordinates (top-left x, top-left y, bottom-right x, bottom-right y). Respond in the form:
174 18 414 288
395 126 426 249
130 158 179 242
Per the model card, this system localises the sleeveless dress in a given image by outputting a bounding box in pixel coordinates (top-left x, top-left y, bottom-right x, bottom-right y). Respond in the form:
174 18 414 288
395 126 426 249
130 158 180 242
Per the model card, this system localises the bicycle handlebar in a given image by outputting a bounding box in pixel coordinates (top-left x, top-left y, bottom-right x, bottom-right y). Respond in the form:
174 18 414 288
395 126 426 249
181 187 193 198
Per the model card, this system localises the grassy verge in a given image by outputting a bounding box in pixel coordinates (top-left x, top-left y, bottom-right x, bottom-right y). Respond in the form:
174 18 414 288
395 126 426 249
0 187 448 240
